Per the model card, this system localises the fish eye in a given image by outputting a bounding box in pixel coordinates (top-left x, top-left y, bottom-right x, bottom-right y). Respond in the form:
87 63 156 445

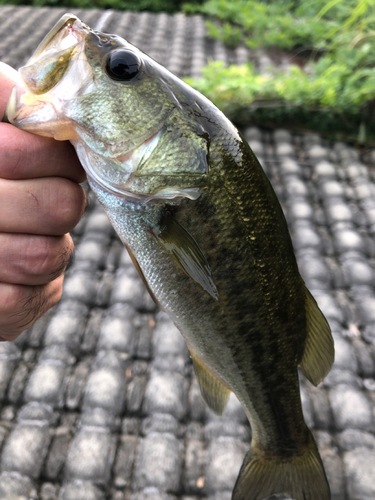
105 49 140 82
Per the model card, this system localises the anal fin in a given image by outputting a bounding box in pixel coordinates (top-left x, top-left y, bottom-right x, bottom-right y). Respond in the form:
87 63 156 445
299 287 334 386
190 351 230 415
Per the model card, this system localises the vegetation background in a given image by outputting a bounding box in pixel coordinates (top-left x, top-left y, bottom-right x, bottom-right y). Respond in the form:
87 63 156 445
0 0 374 144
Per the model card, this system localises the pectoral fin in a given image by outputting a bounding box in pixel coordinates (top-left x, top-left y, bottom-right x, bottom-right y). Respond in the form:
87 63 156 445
152 213 219 300
299 287 334 386
190 351 230 415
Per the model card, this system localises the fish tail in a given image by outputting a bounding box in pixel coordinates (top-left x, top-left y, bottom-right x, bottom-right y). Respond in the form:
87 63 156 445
232 430 330 500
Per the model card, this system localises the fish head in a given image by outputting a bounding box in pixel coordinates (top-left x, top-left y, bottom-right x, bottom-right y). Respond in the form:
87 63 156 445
5 14 214 201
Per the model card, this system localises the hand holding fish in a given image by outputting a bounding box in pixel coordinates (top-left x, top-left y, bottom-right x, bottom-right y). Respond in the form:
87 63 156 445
0 62 86 341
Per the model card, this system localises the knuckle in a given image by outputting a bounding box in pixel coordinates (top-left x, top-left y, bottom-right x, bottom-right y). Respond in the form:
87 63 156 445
0 278 63 337
54 180 86 232
27 235 73 280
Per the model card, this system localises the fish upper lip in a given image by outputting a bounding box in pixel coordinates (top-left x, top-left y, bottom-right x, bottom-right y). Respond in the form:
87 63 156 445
25 14 89 69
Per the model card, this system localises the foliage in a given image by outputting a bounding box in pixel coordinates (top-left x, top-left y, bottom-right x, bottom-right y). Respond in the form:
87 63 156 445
183 0 375 143
0 0 203 13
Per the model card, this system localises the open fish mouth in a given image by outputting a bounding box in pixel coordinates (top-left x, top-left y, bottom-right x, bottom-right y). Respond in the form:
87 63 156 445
3 14 93 139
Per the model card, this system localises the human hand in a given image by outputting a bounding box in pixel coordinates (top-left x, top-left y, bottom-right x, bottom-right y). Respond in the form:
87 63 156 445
0 62 86 341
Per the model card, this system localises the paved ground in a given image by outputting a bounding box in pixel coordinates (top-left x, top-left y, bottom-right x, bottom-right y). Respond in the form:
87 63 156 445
1 6 375 500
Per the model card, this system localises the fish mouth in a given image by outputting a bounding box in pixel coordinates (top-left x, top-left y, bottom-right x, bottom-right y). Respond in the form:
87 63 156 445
4 14 93 139
31 14 85 61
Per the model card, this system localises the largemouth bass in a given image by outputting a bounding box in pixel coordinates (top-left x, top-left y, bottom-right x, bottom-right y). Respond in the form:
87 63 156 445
4 14 334 500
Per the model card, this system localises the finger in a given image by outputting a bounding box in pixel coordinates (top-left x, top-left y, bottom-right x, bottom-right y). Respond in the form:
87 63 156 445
0 62 85 183
0 177 86 235
0 233 73 286
0 62 23 113
0 275 64 341
0 123 86 183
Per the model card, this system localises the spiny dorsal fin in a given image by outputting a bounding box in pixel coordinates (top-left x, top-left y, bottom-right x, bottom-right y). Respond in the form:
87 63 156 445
152 213 219 300
190 351 230 415
299 287 334 386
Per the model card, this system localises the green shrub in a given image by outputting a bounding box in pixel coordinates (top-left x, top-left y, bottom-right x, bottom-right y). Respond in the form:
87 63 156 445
183 0 375 143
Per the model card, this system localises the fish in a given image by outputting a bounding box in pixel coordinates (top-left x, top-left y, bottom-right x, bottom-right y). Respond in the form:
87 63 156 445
4 14 334 500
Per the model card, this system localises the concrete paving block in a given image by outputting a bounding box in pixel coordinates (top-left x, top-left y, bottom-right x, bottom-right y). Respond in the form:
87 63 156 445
343 260 375 288
279 159 301 176
7 362 29 405
127 374 148 414
205 419 250 442
308 386 333 430
329 385 374 431
287 201 314 221
110 268 147 308
333 229 366 256
355 295 375 324
152 353 190 375
274 129 293 143
141 413 180 437
61 271 98 305
17 402 55 425
83 366 126 415
65 360 91 410
0 472 34 499
40 482 58 500
276 142 294 157
130 488 177 500
113 435 137 488
188 378 206 422
310 291 345 324
59 480 105 500
183 439 206 494
24 362 66 408
1 423 51 478
332 337 358 373
44 427 72 481
284 177 308 198
320 180 345 199
291 225 322 252
344 448 375 500
134 434 183 492
321 449 345 500
65 429 116 484
337 429 375 451
44 307 88 353
153 313 188 357
308 144 328 160
97 304 136 354
0 354 18 400
74 237 108 268
84 209 114 235
300 385 314 429
205 437 247 494
314 161 336 178
143 371 188 420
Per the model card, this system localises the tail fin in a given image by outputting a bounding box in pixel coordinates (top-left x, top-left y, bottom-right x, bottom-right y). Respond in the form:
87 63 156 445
232 431 330 500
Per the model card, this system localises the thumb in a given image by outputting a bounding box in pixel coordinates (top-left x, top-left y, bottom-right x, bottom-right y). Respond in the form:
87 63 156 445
0 62 24 117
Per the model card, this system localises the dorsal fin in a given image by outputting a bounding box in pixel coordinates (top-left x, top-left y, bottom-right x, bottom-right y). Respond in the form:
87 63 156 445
299 287 334 386
190 351 231 415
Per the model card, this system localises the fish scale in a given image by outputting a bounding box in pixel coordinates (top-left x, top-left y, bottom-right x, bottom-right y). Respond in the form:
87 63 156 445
4 13 334 500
